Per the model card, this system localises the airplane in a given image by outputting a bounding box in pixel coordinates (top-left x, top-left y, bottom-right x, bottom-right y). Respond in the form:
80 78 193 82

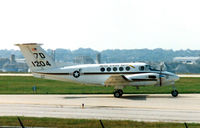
16 43 180 98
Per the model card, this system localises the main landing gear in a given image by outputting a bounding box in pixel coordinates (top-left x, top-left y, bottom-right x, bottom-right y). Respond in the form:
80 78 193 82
114 89 123 98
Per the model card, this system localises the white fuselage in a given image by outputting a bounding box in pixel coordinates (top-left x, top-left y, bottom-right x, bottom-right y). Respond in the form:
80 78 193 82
33 62 179 87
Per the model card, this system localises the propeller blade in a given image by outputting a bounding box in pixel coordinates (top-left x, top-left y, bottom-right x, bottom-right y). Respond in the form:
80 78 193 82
159 65 163 86
17 117 25 128
159 76 162 86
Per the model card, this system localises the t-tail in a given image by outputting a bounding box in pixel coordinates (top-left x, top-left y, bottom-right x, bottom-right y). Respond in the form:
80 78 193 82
15 43 57 72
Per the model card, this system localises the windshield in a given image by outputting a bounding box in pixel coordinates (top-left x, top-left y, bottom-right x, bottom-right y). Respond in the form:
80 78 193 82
145 65 160 71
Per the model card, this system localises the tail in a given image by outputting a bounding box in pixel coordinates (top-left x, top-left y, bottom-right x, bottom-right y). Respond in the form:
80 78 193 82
15 43 57 72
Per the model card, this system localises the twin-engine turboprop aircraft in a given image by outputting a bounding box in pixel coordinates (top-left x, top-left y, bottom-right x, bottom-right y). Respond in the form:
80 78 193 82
16 43 180 98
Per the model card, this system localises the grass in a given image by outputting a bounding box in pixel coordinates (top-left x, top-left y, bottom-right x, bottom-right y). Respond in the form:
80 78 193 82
0 76 199 94
0 116 199 128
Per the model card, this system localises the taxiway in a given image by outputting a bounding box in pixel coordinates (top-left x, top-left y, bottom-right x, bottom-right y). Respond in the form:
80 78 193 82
0 94 199 123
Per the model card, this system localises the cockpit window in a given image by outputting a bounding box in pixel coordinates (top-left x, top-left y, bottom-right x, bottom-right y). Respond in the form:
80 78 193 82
145 65 160 71
145 65 151 70
139 66 144 71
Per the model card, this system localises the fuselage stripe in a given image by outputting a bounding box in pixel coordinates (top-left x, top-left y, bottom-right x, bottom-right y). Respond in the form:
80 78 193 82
35 72 152 75
34 72 172 76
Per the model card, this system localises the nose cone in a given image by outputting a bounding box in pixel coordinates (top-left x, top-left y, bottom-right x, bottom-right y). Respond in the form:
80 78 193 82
163 71 180 82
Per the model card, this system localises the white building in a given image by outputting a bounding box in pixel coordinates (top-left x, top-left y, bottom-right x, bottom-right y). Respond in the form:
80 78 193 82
173 57 200 64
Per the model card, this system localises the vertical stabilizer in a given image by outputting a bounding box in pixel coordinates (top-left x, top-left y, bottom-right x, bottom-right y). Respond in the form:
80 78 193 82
16 43 56 72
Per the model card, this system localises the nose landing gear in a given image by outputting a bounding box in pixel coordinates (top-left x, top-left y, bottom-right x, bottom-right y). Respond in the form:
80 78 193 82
171 85 178 97
171 90 178 97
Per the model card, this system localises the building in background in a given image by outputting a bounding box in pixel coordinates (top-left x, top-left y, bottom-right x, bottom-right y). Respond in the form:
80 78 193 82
173 57 200 64
0 58 10 71
0 54 28 72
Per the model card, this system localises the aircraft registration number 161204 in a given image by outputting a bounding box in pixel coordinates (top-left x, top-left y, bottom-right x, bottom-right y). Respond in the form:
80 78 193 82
31 53 51 67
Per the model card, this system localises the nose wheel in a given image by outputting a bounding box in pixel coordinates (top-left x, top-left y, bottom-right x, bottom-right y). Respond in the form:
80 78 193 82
114 89 123 98
171 90 178 97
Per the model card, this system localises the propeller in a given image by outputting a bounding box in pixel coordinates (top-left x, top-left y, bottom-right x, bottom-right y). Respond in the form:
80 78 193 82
159 66 162 86
159 62 165 86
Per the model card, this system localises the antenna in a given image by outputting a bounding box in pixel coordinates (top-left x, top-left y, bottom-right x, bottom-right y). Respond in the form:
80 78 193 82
184 122 188 128
17 117 25 128
99 120 105 128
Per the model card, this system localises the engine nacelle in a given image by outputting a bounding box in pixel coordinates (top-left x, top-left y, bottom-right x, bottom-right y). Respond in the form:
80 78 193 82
124 73 159 86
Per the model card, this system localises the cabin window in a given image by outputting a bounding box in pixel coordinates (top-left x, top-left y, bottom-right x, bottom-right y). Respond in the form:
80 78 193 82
107 67 111 72
139 66 144 71
126 66 130 71
119 67 124 71
113 67 117 71
100 67 105 72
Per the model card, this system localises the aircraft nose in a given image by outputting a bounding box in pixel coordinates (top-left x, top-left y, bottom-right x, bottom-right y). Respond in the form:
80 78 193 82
167 72 180 81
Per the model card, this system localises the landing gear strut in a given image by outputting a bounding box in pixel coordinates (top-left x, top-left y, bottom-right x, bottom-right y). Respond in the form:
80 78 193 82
114 89 123 98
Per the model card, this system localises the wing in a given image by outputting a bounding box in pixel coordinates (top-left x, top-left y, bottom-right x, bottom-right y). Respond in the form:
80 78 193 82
104 73 159 86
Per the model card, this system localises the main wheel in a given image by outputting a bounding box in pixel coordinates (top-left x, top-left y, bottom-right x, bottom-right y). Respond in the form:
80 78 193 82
118 89 123 97
171 90 178 97
114 89 123 98
114 90 120 98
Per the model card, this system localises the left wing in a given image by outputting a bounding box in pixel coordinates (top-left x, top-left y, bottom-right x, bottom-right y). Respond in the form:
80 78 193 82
104 73 160 86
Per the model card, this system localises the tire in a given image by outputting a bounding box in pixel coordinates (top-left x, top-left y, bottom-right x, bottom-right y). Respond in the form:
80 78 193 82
171 90 178 97
118 89 123 97
114 90 121 98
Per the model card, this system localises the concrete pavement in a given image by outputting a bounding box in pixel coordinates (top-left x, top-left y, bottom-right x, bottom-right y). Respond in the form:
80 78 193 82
0 94 199 123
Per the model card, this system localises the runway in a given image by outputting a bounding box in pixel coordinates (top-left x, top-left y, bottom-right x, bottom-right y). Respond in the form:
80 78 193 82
0 73 32 76
0 94 200 123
